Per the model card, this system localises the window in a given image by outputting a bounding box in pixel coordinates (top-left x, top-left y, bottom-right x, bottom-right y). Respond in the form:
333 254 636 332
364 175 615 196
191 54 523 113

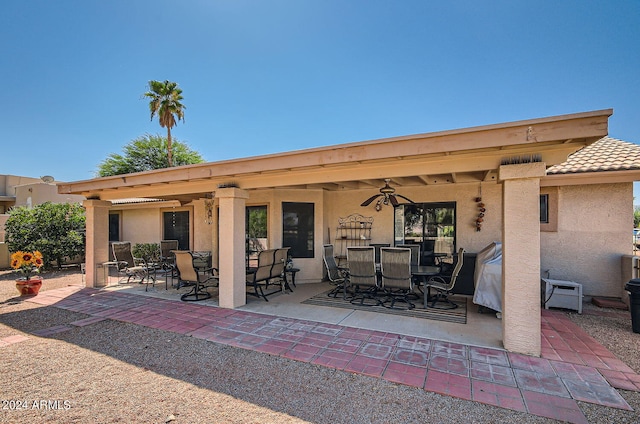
246 206 268 266
540 194 549 223
163 210 190 250
108 213 120 242
282 202 314 258
540 189 558 232
394 202 456 259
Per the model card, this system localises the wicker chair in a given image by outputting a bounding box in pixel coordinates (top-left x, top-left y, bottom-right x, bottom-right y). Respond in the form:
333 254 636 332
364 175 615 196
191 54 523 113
424 248 465 309
322 244 349 299
173 250 218 301
380 247 414 309
346 246 379 306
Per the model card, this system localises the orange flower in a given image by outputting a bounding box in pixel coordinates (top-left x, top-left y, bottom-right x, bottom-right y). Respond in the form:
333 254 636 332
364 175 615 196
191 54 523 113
10 250 44 280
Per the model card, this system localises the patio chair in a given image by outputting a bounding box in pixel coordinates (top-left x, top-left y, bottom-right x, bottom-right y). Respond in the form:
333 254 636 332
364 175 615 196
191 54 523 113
173 250 218 301
370 243 390 264
160 240 178 267
380 247 414 310
347 246 380 306
424 247 465 309
396 244 420 267
396 243 422 295
322 244 349 299
422 239 436 266
246 248 289 301
159 240 179 289
271 247 292 292
111 241 153 289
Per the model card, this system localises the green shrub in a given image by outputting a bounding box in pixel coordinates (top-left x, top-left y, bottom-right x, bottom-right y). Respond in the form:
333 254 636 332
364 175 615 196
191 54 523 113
132 243 160 263
5 202 86 269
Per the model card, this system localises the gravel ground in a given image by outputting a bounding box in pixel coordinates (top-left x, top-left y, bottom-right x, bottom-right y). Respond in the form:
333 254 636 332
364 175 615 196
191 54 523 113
0 268 639 423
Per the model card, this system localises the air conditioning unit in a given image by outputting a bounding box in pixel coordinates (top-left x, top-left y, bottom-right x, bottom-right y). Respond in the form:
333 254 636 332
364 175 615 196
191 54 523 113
542 278 583 314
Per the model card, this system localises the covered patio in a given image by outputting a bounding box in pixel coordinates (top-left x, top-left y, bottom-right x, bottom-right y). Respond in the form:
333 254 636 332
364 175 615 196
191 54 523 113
59 109 612 356
101 277 504 349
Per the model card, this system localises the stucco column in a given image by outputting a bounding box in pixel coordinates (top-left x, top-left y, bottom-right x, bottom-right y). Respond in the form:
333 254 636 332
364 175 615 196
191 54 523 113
499 162 546 356
83 199 111 288
216 187 249 308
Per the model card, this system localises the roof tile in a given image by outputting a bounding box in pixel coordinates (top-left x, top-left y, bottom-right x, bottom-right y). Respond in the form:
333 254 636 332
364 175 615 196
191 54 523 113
546 137 640 175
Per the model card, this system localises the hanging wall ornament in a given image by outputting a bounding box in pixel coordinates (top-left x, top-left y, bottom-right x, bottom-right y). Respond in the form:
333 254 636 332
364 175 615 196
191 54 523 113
475 184 485 232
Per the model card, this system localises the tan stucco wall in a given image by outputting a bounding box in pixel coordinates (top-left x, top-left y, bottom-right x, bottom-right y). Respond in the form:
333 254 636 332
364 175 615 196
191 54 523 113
0 175 41 196
192 199 214 252
0 243 8 268
210 188 326 282
325 182 504 255
500 163 545 356
121 208 163 244
0 215 7 243
15 183 84 207
541 182 632 298
243 188 325 282
103 180 633 300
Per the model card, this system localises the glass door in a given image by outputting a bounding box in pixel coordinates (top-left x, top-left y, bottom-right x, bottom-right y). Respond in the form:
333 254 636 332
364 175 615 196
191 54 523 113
394 202 456 265
246 205 268 267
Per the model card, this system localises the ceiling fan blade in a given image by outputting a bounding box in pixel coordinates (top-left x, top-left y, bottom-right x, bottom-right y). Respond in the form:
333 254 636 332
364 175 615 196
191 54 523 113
389 195 399 207
396 194 415 204
361 194 381 206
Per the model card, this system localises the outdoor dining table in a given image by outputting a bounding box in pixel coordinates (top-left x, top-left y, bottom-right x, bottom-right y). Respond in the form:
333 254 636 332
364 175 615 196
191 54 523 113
373 263 440 287
410 265 441 297
368 263 440 305
411 265 441 281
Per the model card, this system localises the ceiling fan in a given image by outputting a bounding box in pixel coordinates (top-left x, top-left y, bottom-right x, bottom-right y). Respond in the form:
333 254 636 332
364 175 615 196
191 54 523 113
360 179 415 211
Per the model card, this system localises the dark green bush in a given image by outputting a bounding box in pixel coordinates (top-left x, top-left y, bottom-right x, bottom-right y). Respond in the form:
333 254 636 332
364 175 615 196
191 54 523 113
5 202 86 269
132 243 160 263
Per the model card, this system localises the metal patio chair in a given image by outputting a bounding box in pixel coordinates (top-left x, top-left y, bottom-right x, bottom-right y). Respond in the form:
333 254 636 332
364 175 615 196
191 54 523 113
347 246 380 306
173 250 218 301
159 240 179 289
424 248 465 309
322 244 349 299
111 241 153 289
380 247 414 310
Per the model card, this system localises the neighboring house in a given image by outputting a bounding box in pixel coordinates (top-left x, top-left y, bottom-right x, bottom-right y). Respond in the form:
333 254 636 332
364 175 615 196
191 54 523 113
59 109 633 356
0 175 85 268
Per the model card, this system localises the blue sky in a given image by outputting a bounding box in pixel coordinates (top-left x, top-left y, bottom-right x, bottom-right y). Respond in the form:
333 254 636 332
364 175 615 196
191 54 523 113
3 1 639 192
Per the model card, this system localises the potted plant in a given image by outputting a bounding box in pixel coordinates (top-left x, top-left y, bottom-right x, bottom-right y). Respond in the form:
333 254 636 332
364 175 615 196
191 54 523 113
11 251 45 296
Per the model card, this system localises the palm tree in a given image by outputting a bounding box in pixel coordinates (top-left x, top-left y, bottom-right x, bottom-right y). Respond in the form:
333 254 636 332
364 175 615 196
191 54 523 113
144 80 186 167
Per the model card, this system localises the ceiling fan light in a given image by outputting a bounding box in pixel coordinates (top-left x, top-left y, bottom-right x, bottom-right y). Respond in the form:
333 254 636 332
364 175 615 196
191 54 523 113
362 178 413 210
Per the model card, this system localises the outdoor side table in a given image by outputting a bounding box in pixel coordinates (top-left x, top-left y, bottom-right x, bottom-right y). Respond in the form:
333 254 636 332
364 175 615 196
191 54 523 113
284 267 300 288
99 261 120 287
